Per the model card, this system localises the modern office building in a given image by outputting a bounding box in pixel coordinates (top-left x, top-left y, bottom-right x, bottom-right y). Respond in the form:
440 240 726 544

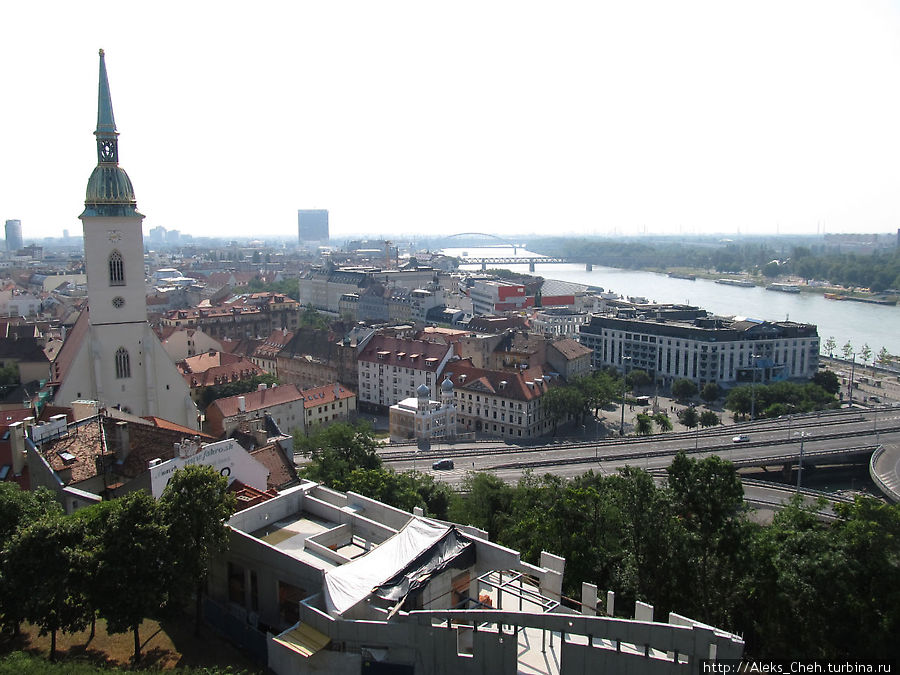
577 305 819 389
4 220 22 252
298 209 329 243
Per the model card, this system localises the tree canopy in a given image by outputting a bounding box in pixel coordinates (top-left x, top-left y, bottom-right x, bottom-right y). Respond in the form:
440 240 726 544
160 465 236 634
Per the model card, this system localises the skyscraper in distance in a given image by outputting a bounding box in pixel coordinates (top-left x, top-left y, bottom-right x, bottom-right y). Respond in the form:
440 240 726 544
5 220 23 252
298 209 329 243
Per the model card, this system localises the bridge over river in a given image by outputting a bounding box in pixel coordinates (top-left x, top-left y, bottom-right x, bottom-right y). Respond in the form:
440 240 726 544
458 256 590 272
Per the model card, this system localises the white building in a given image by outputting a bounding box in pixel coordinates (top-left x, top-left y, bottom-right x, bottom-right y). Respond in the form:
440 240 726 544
389 379 457 442
469 280 529 316
577 307 820 389
207 481 745 674
51 51 198 429
357 335 454 411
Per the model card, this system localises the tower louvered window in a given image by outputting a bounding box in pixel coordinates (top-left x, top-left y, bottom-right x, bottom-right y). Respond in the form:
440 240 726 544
109 250 125 286
115 347 131 379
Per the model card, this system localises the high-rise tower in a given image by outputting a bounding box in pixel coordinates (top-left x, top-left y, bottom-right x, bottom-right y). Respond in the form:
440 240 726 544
5 220 23 252
52 50 198 429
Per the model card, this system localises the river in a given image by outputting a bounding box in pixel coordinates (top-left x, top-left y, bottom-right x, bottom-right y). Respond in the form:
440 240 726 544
442 246 900 357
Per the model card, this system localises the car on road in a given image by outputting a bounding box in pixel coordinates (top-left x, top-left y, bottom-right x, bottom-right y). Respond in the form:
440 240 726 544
432 459 454 470
732 434 750 443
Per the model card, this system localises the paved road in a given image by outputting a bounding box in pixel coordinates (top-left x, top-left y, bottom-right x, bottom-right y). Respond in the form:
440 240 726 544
382 407 900 504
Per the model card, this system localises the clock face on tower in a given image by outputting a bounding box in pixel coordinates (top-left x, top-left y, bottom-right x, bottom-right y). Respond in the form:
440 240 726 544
108 230 122 243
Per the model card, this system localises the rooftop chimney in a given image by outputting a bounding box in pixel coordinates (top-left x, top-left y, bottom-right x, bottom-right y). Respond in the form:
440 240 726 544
238 396 246 412
8 421 26 476
115 421 130 461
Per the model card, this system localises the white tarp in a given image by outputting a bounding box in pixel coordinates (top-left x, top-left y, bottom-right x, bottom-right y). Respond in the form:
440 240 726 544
323 517 450 616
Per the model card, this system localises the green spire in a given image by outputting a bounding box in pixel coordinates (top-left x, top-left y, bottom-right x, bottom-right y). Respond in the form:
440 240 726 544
96 48 117 137
82 49 139 217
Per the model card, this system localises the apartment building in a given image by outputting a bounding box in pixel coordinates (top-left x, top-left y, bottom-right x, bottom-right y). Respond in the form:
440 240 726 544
357 335 454 411
443 359 559 440
577 306 819 388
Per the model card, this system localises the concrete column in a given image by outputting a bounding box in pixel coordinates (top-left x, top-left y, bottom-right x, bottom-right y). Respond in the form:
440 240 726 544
581 583 597 616
606 590 615 617
634 600 654 622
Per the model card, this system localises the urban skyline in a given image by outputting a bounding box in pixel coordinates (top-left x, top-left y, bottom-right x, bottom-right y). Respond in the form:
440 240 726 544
4 2 900 241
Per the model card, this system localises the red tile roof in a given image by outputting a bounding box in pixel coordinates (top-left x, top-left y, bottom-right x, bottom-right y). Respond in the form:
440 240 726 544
143 416 216 439
358 335 451 370
50 309 89 385
443 359 557 402
208 384 304 419
249 443 299 490
178 351 264 388
299 383 355 409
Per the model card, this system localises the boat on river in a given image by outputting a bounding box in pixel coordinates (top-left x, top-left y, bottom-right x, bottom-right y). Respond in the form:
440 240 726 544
766 283 801 293
716 278 755 287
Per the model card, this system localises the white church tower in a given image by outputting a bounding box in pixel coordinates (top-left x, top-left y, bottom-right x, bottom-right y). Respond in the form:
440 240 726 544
52 50 199 429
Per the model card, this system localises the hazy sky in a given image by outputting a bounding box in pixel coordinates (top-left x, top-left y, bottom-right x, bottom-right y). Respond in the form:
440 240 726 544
4 1 900 242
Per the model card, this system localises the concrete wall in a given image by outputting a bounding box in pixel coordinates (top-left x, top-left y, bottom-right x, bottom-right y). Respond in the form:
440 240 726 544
272 602 742 675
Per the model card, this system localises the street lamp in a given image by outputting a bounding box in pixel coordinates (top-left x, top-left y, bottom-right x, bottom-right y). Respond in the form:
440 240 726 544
749 354 762 421
848 353 857 406
619 356 632 436
794 431 810 491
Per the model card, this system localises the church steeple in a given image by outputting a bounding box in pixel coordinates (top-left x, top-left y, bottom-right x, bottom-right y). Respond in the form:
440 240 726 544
82 49 138 218
95 48 118 163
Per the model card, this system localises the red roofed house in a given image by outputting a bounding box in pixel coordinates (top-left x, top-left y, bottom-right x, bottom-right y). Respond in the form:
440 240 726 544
443 359 561 440
178 350 264 402
205 382 356 438
357 335 454 412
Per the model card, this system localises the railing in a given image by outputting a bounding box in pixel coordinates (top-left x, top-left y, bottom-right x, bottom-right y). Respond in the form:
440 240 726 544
869 444 900 503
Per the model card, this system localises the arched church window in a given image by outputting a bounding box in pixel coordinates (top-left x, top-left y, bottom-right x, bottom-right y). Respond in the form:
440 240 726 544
115 347 131 379
109 250 125 286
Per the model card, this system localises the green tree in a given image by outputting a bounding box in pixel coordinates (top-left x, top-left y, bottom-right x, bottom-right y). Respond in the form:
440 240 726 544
199 373 279 409
876 346 892 368
812 370 840 395
0 486 63 636
700 382 721 404
575 371 620 418
762 260 780 277
626 369 651 391
725 385 753 418
449 472 513 542
610 467 690 615
671 378 698 401
823 336 836 358
296 422 382 487
860 343 873 372
699 410 721 428
667 452 746 626
635 413 653 435
542 385 582 434
677 406 699 429
652 412 673 432
3 516 90 660
300 305 330 330
160 465 236 635
0 484 61 546
841 340 854 361
91 493 172 662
